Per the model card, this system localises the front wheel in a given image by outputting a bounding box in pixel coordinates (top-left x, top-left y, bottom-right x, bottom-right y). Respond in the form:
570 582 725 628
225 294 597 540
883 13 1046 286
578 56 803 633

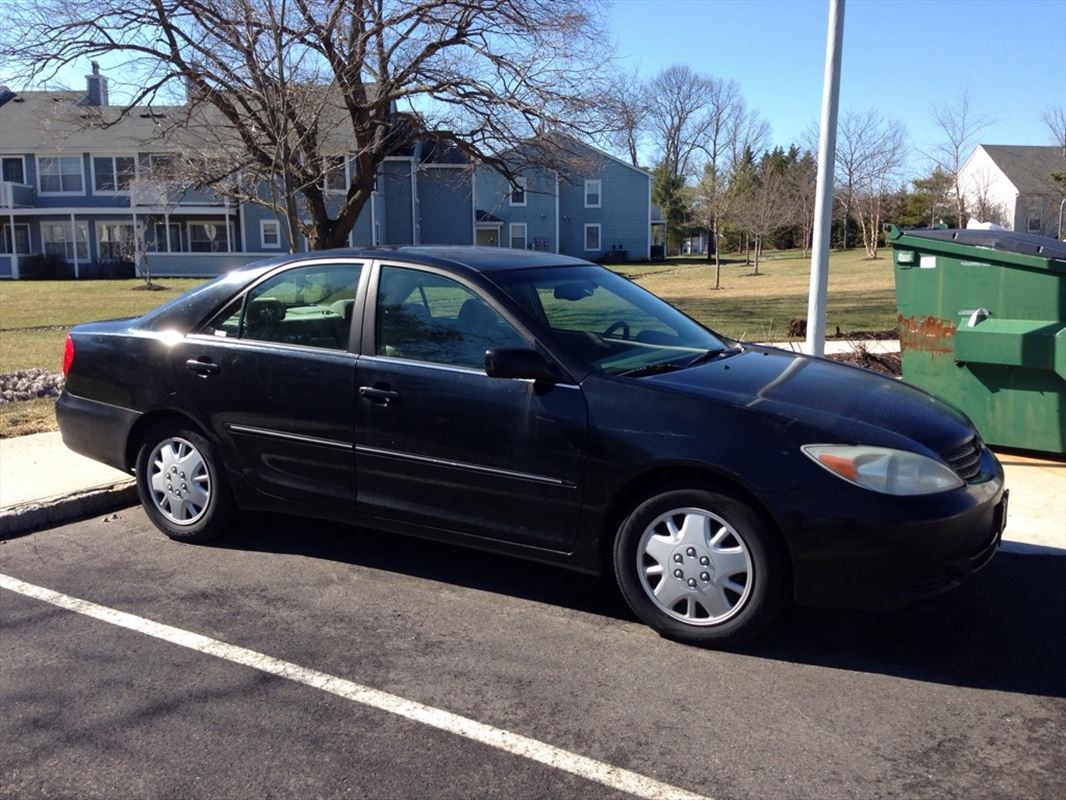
136 423 232 543
613 489 785 646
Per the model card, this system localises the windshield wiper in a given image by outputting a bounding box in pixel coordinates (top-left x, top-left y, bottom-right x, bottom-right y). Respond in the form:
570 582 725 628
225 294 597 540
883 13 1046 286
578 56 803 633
682 347 727 368
618 362 685 378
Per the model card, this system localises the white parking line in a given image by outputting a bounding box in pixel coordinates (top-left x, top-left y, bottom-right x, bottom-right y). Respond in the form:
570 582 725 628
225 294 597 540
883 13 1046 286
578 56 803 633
1 574 711 800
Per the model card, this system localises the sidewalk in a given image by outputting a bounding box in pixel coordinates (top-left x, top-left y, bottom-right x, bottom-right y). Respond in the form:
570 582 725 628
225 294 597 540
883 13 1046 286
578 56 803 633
0 431 136 537
760 339 901 355
1 430 1061 552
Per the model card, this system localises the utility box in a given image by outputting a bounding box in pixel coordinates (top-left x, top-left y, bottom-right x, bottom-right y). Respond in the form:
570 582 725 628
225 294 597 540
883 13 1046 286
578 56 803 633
890 226 1066 454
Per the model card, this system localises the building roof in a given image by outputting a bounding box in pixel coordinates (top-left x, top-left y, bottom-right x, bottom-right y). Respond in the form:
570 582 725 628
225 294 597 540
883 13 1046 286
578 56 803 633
0 83 375 156
977 145 1065 196
0 91 189 153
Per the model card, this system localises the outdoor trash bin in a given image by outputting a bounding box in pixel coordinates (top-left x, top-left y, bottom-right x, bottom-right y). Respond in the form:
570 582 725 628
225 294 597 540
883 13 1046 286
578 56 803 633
889 225 1066 454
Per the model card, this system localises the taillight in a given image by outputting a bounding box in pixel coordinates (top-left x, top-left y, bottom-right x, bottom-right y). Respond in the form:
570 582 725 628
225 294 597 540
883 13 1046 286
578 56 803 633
62 334 75 377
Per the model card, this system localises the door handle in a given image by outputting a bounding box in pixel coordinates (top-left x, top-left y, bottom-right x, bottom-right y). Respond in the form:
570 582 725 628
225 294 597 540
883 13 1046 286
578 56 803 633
185 358 220 376
359 385 400 405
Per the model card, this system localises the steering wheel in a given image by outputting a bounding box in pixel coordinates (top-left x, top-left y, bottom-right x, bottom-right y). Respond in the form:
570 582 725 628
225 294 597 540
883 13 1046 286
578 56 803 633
603 320 631 340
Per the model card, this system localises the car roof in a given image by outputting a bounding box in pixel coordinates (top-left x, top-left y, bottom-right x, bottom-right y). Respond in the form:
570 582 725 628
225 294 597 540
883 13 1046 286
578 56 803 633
236 246 595 276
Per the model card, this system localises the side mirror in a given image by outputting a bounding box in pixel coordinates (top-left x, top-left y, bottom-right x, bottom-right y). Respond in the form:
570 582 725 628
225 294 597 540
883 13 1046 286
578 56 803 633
484 348 559 383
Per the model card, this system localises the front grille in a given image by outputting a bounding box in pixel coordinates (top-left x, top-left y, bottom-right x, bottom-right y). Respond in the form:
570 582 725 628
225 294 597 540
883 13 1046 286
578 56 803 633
942 436 982 481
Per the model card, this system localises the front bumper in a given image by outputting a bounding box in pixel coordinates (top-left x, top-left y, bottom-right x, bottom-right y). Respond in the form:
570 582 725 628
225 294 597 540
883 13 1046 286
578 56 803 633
785 453 1007 609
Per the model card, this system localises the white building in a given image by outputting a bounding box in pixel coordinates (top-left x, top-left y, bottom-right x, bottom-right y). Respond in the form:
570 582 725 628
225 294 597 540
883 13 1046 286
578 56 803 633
957 145 1065 238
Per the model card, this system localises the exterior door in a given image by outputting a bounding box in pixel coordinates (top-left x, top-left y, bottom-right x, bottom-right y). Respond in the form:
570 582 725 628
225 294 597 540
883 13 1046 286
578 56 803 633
355 262 587 550
175 261 365 507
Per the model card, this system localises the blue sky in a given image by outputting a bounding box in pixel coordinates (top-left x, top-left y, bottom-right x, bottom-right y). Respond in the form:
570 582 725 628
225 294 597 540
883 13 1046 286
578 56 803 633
9 0 1063 179
608 0 1065 173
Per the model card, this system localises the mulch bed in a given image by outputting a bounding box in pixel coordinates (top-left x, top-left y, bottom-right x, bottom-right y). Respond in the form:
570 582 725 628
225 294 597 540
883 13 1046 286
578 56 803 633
827 349 902 377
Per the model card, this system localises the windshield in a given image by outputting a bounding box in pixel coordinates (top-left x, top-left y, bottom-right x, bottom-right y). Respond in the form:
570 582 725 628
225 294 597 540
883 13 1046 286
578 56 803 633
492 265 730 375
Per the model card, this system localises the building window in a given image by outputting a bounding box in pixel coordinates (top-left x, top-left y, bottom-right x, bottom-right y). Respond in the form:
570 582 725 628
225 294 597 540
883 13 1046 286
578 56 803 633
584 179 601 208
2 157 26 185
93 155 137 193
324 155 348 193
509 222 527 250
509 176 527 207
1027 202 1043 232
38 156 84 194
97 222 138 260
146 221 181 252
584 223 601 252
41 221 90 260
145 153 177 177
1 223 30 254
189 221 232 252
261 220 281 249
476 227 501 246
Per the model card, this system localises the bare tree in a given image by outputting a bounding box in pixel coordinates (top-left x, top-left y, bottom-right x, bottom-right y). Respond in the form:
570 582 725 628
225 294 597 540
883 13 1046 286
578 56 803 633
598 69 649 168
646 65 753 182
833 110 907 254
785 149 817 257
688 85 768 285
729 149 791 276
2 0 611 250
854 120 907 258
929 90 992 227
965 168 1010 228
1042 105 1066 151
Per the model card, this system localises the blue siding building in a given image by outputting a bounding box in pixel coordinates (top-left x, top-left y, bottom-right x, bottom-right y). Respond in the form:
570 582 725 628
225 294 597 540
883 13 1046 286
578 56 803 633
0 68 660 279
474 137 661 261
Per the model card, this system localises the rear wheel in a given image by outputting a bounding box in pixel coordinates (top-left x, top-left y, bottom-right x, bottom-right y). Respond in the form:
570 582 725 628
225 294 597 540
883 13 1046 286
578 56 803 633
613 489 785 646
136 423 232 543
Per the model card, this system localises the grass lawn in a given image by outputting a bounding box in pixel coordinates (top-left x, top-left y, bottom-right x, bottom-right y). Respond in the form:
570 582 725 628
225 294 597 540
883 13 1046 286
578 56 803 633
627 249 897 341
0 250 898 437
1 278 205 374
1 278 205 437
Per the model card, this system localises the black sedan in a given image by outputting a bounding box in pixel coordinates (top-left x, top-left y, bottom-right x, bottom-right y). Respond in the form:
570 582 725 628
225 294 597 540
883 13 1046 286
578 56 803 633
57 247 1007 645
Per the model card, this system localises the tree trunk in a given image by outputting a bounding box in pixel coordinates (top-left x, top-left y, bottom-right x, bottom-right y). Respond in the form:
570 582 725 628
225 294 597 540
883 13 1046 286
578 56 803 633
842 194 851 249
752 235 761 275
712 218 721 290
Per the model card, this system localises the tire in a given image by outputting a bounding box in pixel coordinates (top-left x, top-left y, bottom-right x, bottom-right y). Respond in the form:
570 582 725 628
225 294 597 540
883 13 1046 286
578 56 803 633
613 489 785 646
135 422 233 543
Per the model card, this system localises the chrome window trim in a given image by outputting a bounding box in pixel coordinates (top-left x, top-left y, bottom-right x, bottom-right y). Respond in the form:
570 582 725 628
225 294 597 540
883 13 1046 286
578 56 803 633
184 332 360 358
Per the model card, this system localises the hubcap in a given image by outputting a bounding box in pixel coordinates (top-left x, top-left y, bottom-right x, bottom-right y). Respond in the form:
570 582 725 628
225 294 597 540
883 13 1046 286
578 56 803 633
148 437 210 526
636 507 753 626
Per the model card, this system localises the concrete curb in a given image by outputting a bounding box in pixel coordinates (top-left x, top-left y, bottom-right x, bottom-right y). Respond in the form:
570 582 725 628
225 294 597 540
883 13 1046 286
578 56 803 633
0 480 138 540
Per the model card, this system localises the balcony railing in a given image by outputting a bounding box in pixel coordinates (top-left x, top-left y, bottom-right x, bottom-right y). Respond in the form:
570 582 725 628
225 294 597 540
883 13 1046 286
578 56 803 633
0 181 34 208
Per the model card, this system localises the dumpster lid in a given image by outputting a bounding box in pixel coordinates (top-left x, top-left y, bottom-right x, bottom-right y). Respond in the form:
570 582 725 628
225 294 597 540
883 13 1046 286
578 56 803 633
892 227 1066 261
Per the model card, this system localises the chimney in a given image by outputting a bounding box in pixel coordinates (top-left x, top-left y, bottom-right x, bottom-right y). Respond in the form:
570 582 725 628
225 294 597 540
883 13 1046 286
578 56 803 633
84 61 109 106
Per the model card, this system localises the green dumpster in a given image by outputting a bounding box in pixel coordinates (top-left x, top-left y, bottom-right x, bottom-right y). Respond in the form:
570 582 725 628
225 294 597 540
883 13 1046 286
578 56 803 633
889 226 1066 454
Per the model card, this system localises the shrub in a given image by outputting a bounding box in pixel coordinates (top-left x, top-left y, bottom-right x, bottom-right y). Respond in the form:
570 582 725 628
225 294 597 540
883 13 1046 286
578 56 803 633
19 253 74 280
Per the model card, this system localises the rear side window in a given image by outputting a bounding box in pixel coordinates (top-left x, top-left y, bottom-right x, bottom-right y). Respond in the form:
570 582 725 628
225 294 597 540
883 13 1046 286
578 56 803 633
201 263 363 350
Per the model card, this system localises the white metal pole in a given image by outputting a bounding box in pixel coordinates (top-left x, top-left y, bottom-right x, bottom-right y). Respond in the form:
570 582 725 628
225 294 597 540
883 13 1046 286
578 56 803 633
805 0 846 357
8 212 18 279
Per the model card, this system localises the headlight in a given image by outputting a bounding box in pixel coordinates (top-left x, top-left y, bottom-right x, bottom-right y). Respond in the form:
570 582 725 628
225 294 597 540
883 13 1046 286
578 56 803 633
802 445 964 495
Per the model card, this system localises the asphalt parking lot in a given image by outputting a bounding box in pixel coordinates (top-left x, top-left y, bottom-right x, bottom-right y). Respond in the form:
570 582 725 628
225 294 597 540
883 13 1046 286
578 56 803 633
2 510 1064 800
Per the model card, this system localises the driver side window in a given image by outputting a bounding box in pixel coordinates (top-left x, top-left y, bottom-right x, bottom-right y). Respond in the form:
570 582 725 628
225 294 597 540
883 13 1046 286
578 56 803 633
375 266 526 368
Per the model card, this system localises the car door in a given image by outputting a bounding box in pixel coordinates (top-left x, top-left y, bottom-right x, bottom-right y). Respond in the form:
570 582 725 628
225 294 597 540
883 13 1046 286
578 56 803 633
174 260 366 507
354 261 587 551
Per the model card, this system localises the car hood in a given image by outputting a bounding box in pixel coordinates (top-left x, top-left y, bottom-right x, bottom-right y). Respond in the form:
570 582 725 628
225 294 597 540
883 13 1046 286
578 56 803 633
645 346 976 453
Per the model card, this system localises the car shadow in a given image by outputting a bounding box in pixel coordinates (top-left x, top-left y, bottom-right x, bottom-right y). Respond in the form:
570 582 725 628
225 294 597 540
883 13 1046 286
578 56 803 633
217 514 1065 698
